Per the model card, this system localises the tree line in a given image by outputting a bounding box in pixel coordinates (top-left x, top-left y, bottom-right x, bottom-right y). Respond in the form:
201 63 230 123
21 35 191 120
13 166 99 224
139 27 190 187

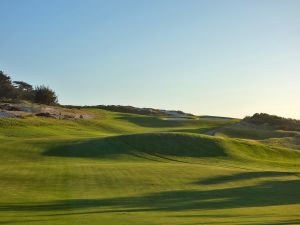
0 70 58 105
244 113 300 132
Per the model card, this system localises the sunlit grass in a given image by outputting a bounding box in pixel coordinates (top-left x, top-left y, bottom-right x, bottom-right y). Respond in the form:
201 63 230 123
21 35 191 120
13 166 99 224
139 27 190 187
0 108 300 224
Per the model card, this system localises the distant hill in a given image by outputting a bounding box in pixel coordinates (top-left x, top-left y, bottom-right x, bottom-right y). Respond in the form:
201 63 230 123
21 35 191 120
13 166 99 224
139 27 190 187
65 104 194 117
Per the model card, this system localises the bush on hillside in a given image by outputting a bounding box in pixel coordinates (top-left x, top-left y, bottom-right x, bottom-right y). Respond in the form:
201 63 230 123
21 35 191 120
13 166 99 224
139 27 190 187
13 81 34 101
244 113 300 131
34 85 58 105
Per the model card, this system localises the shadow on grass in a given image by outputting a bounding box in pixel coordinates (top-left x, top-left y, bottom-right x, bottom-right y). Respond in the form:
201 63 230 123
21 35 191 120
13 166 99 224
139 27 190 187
43 133 227 159
0 219 50 224
241 221 300 225
196 171 297 185
174 214 300 225
118 115 228 130
0 173 299 216
118 116 183 128
171 127 215 134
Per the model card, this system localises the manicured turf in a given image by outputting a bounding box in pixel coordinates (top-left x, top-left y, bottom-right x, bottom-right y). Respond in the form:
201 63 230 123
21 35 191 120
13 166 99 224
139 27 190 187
0 109 300 224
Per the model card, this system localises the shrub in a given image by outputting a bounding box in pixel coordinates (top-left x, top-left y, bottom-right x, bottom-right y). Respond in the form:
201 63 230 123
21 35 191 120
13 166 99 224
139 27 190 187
34 85 58 105
13 81 34 101
244 113 300 131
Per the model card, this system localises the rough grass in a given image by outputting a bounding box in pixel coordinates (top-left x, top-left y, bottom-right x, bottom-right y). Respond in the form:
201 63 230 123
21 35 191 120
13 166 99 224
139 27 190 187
216 122 300 150
0 108 300 225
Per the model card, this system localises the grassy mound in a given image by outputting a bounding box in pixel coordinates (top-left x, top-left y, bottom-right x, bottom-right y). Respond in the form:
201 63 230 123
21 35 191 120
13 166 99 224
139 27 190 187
41 132 300 170
44 133 227 160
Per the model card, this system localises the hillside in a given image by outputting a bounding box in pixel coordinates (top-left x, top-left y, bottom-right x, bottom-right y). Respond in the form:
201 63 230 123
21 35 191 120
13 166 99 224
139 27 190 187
0 105 300 225
244 113 300 131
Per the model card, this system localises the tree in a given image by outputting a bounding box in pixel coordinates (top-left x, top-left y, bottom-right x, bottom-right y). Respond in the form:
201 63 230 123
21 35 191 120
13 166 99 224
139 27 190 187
34 85 58 105
13 81 34 100
0 71 14 100
13 81 33 92
0 70 59 104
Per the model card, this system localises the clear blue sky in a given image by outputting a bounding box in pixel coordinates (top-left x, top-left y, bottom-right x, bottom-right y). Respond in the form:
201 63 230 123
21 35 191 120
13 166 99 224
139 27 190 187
1 0 300 118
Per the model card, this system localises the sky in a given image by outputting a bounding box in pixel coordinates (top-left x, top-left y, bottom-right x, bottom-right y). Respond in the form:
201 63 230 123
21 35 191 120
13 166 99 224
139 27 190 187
1 0 300 118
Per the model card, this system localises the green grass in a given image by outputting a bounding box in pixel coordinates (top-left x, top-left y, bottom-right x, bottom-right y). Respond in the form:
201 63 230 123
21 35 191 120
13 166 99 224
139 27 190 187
0 108 300 225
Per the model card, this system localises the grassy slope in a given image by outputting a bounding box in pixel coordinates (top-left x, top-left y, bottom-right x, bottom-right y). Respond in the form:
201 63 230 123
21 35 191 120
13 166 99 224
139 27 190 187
0 108 300 225
216 122 300 150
